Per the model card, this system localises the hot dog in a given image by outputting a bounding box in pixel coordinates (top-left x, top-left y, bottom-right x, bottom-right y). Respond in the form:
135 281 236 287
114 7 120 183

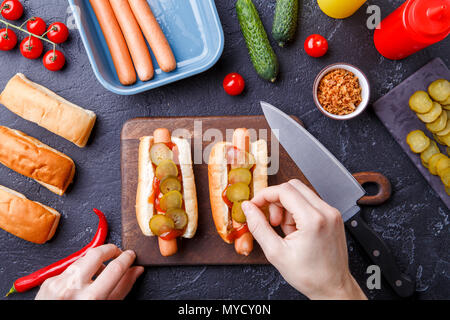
136 128 198 257
128 0 177 73
208 128 268 256
110 0 154 81
89 0 136 85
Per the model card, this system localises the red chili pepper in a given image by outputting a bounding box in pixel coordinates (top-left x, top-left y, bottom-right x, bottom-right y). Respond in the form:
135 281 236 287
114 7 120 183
6 208 108 297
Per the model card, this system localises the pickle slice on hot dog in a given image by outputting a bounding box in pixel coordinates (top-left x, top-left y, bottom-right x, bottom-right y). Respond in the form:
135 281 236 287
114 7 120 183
136 128 198 257
208 128 268 256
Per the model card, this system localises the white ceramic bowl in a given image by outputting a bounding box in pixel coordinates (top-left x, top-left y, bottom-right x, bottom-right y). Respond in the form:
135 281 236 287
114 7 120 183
313 63 371 120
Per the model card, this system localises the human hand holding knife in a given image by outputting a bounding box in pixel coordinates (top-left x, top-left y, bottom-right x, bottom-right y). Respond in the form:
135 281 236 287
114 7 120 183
254 102 415 298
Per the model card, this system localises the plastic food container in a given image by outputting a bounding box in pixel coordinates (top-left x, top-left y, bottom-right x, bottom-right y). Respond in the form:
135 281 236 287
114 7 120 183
68 0 224 95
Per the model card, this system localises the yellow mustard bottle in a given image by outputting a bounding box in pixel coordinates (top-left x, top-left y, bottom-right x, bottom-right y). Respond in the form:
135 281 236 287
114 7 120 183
317 0 367 19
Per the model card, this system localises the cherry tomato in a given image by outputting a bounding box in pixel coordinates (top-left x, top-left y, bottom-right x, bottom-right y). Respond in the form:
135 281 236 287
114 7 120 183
0 0 23 20
0 28 17 51
304 34 328 58
20 36 43 59
223 73 245 96
46 22 69 44
27 17 47 36
43 50 65 71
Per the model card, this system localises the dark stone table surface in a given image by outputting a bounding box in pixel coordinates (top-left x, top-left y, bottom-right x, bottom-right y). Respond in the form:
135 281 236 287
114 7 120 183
0 0 449 300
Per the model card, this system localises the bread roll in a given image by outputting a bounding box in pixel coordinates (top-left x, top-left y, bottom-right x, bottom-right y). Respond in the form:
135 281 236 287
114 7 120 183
0 126 75 196
0 73 97 148
0 185 60 244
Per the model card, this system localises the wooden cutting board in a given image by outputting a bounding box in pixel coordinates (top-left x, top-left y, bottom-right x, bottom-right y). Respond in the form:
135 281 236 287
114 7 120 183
373 58 450 209
121 115 315 266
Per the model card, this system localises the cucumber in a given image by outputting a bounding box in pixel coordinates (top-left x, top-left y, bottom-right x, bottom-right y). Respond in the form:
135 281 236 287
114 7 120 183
272 0 299 47
236 0 279 82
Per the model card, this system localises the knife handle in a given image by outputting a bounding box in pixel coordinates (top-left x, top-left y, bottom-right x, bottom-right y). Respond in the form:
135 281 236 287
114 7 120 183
345 213 415 298
353 172 392 206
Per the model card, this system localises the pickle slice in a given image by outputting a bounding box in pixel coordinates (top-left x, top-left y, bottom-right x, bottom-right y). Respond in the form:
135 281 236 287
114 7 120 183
420 141 439 164
160 176 182 194
226 182 250 202
232 201 247 223
436 157 450 177
428 79 450 102
150 143 173 165
406 130 430 153
442 95 450 106
227 147 256 169
228 168 252 185
444 104 450 111
429 153 446 175
440 167 450 187
166 208 188 230
150 214 175 236
409 91 433 113
434 133 446 146
155 159 178 180
446 186 450 196
436 111 450 136
159 190 183 212
426 109 448 133
440 131 450 147
421 159 429 169
416 102 442 123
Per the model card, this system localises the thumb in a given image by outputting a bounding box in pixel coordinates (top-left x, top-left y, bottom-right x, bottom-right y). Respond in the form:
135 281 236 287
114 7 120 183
242 201 283 258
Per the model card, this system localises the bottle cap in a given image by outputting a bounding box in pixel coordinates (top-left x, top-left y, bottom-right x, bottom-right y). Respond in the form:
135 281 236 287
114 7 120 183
407 0 450 40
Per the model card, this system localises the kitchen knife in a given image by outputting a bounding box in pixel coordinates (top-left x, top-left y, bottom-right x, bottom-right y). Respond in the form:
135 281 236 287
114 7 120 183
261 101 415 298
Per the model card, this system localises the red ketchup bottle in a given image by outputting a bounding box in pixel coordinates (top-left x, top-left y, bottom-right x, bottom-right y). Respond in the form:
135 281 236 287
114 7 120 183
374 0 450 60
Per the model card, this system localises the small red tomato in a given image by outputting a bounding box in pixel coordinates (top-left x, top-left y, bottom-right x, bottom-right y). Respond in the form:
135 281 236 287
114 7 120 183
223 73 245 96
20 36 43 59
0 28 17 51
43 50 65 71
46 22 69 44
27 17 47 36
304 34 328 58
0 0 23 20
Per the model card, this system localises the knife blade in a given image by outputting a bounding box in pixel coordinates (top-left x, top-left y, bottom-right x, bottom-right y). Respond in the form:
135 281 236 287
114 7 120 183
261 101 415 298
261 101 365 222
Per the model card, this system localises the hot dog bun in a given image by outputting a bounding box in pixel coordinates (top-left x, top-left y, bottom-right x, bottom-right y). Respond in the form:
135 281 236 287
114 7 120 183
136 136 198 238
208 137 268 244
89 0 137 85
0 73 97 148
0 185 60 244
0 126 75 196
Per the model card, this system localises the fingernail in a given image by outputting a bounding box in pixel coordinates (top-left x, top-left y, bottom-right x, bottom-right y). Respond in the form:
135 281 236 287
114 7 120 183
241 201 252 214
126 250 136 257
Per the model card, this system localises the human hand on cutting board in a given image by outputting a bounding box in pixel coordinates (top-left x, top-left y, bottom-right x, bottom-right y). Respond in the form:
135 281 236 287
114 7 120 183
35 244 144 300
242 179 367 300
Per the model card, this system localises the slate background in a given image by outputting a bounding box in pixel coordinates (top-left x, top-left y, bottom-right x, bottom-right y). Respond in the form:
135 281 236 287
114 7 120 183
0 0 449 300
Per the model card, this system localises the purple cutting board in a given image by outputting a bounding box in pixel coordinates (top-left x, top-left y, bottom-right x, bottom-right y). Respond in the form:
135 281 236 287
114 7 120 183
373 58 450 209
